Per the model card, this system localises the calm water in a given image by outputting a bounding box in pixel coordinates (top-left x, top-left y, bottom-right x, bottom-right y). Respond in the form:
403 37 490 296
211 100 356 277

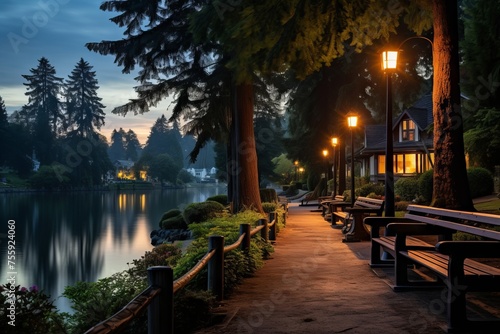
0 185 226 312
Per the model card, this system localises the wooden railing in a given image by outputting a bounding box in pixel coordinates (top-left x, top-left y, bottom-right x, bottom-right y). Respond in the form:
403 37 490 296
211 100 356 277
85 212 281 334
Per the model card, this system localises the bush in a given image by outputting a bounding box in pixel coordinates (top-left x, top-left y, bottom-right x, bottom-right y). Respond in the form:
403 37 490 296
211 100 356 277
418 169 433 204
260 188 278 203
160 214 188 230
467 167 494 198
173 290 215 332
356 183 385 197
183 201 226 225
262 202 278 213
0 284 66 333
395 177 420 201
394 201 410 212
128 244 182 278
206 194 228 206
159 209 182 224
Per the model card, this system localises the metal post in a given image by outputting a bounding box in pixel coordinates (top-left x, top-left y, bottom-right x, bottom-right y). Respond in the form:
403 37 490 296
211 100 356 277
240 223 251 251
332 145 337 197
350 129 355 206
208 235 224 301
147 266 173 334
385 73 395 217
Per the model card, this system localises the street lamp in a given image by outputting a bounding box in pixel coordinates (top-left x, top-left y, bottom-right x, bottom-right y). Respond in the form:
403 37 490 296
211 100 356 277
294 160 299 182
331 137 338 196
347 113 358 206
381 50 397 217
322 149 328 196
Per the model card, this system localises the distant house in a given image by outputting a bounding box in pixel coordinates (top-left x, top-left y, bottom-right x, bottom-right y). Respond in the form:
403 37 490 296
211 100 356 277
114 159 147 180
186 167 218 182
358 94 435 183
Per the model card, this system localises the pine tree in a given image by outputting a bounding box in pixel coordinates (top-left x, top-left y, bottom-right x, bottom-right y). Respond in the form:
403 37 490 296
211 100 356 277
65 58 106 137
0 97 8 166
124 129 141 162
108 128 126 162
143 115 183 166
21 57 64 164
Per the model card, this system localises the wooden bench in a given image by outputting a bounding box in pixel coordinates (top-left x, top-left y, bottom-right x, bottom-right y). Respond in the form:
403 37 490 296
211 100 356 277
364 204 500 332
319 195 345 217
330 197 385 242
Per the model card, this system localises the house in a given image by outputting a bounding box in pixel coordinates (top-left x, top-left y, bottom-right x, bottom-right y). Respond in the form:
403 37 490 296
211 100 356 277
114 159 147 180
358 94 435 183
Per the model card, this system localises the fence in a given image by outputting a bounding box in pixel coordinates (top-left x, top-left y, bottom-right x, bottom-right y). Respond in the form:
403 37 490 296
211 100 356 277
84 211 281 334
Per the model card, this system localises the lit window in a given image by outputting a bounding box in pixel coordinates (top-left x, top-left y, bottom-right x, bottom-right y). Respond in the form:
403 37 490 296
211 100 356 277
401 119 416 141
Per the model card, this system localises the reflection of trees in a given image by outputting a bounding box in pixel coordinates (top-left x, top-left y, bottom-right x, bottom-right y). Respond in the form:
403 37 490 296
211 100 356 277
24 193 104 299
1 186 228 310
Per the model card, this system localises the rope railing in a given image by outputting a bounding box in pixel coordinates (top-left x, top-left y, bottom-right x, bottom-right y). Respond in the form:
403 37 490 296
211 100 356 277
84 211 283 334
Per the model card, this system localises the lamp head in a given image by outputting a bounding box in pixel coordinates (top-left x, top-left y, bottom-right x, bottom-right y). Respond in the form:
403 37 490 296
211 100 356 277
382 50 398 71
347 113 358 128
331 137 338 147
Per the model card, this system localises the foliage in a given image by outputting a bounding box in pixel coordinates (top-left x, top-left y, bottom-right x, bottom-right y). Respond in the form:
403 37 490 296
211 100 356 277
29 165 70 190
259 188 278 203
142 115 183 166
127 244 182 279
464 108 500 171
160 214 188 230
394 201 410 212
147 153 181 184
63 271 146 333
262 202 278 213
205 194 228 206
272 154 296 184
418 169 434 204
467 167 494 198
182 201 227 225
355 183 385 197
0 284 66 334
395 177 420 201
177 169 194 184
160 209 183 222
173 290 215 333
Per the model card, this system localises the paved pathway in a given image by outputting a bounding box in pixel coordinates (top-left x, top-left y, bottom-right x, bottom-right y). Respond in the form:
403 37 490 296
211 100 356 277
195 203 499 334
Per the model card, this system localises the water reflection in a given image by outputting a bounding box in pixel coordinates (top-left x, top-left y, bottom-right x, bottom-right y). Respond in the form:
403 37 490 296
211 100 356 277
0 186 225 312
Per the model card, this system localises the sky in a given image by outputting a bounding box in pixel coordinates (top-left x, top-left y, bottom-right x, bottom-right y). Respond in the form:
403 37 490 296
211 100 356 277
0 0 172 144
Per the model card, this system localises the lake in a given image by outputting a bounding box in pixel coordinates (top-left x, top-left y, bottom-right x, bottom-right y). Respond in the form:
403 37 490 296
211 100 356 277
0 185 226 313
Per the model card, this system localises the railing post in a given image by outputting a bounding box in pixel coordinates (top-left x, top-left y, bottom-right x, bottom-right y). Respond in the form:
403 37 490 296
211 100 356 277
208 235 224 301
240 223 251 251
147 266 173 334
269 212 276 241
259 218 268 243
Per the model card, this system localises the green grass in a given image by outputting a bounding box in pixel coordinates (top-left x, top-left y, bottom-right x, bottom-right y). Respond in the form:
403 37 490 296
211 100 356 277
474 198 500 214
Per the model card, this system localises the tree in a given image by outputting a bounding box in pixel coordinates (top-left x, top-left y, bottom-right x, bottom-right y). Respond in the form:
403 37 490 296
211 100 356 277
461 0 500 171
65 58 106 137
22 57 64 165
0 97 8 166
108 128 126 162
143 115 183 166
148 154 181 184
124 129 141 162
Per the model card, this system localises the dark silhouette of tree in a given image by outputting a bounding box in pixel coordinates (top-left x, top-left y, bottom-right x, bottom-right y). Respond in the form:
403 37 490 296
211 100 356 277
65 58 105 137
142 115 183 167
124 129 141 162
22 57 64 165
0 97 7 166
108 128 126 162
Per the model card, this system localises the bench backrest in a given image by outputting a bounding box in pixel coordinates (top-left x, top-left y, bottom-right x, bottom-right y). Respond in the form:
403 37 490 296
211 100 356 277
405 204 500 241
354 197 385 212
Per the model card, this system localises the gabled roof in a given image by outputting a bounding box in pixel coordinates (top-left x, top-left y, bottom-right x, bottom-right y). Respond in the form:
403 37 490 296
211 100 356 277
394 94 433 131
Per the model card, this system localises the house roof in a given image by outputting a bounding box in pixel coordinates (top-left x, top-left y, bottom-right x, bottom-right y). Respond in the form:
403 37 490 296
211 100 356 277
394 94 433 131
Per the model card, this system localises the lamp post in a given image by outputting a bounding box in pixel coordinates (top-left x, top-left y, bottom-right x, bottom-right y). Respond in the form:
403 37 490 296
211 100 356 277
331 137 338 196
322 149 328 196
381 50 397 217
347 114 358 206
294 160 299 182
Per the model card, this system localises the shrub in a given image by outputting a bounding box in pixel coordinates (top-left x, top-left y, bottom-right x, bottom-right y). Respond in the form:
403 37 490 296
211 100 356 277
128 244 182 278
0 284 66 333
160 214 188 230
395 177 420 201
259 188 278 203
159 209 182 225
206 194 228 206
356 183 385 197
173 290 215 332
183 201 226 225
262 202 278 213
394 201 410 212
418 169 433 204
467 167 494 198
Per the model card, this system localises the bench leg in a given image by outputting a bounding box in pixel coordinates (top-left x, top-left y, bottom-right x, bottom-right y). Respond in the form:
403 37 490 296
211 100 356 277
343 213 371 243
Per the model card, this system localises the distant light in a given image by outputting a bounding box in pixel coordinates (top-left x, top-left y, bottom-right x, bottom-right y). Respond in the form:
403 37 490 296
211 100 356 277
322 149 328 157
347 114 358 128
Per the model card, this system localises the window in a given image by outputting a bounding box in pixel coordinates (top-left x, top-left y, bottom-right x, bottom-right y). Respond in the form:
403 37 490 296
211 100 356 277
401 119 416 141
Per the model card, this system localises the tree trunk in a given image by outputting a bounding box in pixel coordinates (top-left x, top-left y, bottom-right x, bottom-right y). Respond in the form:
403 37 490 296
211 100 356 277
234 83 264 213
431 0 474 210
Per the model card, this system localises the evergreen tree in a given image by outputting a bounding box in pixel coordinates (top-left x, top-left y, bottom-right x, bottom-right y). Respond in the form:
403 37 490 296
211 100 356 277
65 58 106 137
124 129 141 162
22 57 64 164
461 0 500 171
143 115 183 167
108 128 126 162
0 97 8 165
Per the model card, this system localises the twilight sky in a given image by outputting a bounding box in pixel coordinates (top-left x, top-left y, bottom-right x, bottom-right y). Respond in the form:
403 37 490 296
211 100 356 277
0 0 172 144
